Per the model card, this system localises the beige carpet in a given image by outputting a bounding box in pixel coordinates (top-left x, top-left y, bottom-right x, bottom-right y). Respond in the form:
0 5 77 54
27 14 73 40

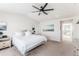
0 41 74 56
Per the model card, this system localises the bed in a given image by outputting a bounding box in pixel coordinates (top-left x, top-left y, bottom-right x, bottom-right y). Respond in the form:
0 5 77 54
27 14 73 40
12 31 47 55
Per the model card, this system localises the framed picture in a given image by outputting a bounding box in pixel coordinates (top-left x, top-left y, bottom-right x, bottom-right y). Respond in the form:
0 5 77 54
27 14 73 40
43 24 54 31
0 22 7 31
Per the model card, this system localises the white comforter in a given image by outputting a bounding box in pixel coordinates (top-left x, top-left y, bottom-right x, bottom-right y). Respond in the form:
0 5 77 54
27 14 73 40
12 34 47 55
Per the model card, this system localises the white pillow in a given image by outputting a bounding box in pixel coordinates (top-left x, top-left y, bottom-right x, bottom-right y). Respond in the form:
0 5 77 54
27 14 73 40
14 32 25 36
25 31 31 36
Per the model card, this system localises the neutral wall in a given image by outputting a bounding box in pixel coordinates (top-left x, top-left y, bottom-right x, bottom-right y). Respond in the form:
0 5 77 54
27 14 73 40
39 16 77 42
0 11 38 36
72 17 79 40
40 20 61 42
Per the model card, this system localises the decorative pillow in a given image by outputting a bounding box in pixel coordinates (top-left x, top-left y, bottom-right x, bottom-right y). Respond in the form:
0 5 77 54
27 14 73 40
25 31 31 36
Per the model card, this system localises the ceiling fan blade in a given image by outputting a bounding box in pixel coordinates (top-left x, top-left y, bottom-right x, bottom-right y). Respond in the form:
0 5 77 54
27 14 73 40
42 3 48 9
32 5 40 10
43 11 48 15
44 9 54 11
32 11 39 13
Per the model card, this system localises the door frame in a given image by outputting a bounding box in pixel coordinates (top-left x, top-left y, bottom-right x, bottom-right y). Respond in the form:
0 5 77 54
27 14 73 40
60 19 73 42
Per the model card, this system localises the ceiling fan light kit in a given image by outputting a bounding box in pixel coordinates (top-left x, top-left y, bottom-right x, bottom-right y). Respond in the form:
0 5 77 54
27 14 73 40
32 3 54 15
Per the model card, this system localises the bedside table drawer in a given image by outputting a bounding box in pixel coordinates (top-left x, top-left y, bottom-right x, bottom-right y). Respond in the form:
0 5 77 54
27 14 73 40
0 40 11 49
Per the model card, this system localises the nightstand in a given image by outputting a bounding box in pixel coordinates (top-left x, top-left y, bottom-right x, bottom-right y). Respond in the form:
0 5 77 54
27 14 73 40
0 37 11 49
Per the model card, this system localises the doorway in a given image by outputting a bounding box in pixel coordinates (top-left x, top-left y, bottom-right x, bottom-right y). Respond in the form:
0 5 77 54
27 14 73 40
61 20 73 42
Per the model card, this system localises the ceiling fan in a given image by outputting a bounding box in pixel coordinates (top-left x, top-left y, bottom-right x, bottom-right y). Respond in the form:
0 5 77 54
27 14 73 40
32 3 54 15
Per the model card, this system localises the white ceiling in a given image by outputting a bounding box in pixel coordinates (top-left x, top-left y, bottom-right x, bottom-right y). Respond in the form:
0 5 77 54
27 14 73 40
0 3 79 22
